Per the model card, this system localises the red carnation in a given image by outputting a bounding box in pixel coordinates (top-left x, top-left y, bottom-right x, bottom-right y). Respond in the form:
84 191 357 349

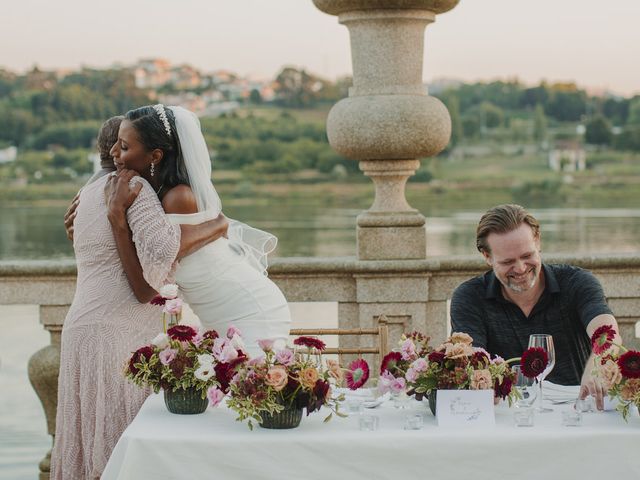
128 346 154 375
293 336 326 351
591 325 616 355
167 324 197 342
345 359 370 390
380 351 403 375
428 351 446 364
150 295 166 306
617 350 640 379
520 347 548 378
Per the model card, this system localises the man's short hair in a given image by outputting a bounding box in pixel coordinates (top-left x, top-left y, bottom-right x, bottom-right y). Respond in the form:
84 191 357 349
97 116 124 168
476 204 540 254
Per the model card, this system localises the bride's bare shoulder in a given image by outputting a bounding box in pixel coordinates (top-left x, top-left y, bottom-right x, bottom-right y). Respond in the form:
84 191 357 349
161 184 198 214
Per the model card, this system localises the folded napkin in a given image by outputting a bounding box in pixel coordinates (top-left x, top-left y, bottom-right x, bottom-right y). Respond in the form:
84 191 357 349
542 381 579 402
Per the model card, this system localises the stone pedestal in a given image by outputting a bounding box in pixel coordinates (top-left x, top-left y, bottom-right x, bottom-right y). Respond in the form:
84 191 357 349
313 0 458 260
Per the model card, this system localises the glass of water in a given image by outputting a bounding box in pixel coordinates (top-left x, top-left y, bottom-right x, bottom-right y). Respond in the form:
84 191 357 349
513 364 537 408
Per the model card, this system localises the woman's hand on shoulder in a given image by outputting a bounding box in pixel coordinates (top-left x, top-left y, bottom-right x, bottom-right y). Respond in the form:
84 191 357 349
105 169 142 228
161 184 198 215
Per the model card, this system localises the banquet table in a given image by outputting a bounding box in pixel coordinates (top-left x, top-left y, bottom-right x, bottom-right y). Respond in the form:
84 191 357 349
102 392 640 480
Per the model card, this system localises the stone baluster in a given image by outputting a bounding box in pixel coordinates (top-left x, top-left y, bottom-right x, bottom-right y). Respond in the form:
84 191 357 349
313 0 458 260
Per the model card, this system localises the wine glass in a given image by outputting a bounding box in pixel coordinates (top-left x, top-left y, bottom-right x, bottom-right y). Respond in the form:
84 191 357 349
512 364 537 408
528 334 556 413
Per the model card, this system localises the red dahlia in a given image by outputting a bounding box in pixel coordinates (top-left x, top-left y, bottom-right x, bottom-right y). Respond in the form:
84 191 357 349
380 351 403 375
128 346 154 375
345 359 370 390
293 336 326 351
617 350 640 379
520 347 548 378
590 325 616 355
167 324 197 342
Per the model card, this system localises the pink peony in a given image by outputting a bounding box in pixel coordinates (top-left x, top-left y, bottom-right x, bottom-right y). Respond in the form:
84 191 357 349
159 348 177 366
207 386 225 407
226 326 242 339
275 349 295 366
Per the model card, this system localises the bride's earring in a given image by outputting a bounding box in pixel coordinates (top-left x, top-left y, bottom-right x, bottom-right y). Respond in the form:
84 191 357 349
150 162 155 177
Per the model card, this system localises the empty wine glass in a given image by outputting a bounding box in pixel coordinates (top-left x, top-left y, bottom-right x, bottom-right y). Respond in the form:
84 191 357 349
528 334 556 413
513 364 537 408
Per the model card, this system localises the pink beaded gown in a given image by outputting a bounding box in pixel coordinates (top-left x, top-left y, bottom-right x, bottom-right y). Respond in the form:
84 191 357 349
50 175 180 480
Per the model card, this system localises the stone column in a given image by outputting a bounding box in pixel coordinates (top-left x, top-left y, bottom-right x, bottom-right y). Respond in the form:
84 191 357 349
28 305 68 480
313 0 458 260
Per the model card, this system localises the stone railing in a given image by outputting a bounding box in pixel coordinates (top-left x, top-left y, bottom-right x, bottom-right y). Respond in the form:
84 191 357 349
2 254 639 478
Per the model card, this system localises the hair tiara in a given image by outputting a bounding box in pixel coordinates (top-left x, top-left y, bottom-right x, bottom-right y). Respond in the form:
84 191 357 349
153 104 172 137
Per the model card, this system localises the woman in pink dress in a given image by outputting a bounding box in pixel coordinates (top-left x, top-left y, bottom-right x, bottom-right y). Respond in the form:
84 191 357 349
50 119 227 480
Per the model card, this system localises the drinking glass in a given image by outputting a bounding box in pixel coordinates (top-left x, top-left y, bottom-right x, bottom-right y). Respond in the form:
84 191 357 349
527 334 556 413
512 364 537 408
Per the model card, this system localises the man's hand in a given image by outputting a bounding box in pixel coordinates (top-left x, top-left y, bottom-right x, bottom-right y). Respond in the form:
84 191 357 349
579 361 606 410
64 192 81 241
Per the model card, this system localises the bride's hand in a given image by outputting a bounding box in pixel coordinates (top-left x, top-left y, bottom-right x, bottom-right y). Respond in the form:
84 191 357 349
105 169 142 226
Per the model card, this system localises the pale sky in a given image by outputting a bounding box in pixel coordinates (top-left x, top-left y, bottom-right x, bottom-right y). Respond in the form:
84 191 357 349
3 0 639 96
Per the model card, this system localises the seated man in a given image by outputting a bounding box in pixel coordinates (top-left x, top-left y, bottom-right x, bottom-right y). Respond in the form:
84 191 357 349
450 204 619 409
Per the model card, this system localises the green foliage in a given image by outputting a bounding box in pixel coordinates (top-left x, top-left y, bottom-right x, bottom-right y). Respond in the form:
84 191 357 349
585 115 613 146
614 126 640 151
29 121 102 150
533 104 547 144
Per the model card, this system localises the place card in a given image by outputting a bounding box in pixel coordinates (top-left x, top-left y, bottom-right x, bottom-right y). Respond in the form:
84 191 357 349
435 390 495 427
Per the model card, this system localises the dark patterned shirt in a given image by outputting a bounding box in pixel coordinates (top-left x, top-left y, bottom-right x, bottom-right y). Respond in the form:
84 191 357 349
450 264 612 385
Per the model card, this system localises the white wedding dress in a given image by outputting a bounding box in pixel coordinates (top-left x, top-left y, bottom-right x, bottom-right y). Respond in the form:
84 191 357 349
166 211 291 356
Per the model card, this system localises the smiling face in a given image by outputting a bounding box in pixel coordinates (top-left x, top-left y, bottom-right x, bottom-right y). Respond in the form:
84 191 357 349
109 120 160 179
483 223 542 294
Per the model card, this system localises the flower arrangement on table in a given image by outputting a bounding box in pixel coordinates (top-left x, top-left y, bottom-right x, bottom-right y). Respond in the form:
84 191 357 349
378 331 544 407
125 289 248 413
591 324 640 420
226 336 369 429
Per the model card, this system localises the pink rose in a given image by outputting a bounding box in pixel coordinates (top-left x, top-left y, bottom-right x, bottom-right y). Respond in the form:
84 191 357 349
405 367 418 383
163 298 183 315
226 326 242 339
389 377 406 393
470 369 493 390
599 359 623 390
207 386 225 407
275 349 295 366
265 365 289 391
159 348 177 366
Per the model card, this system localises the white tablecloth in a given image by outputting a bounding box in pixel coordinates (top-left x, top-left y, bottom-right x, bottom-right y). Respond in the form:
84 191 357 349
102 393 640 480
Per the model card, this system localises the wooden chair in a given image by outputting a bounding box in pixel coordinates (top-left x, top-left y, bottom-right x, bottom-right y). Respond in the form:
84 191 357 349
289 322 389 362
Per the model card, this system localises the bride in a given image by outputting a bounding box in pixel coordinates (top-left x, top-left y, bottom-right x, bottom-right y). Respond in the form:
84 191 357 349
108 104 291 355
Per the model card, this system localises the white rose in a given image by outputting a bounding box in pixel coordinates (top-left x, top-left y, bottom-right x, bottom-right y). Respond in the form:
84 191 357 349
151 333 170 349
160 283 179 299
194 365 215 381
197 354 215 367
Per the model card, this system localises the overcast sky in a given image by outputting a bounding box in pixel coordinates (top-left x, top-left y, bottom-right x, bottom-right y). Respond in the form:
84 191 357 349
3 0 639 95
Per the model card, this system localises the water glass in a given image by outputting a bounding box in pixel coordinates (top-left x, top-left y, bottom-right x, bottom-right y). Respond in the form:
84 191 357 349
512 365 537 407
575 395 595 413
359 414 380 431
513 407 535 427
403 413 424 430
346 397 365 416
391 391 410 409
561 409 582 426
528 334 556 413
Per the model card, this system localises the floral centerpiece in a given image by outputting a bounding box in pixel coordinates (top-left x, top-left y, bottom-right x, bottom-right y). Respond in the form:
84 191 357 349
379 331 544 412
125 314 248 414
591 324 640 420
226 336 367 429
